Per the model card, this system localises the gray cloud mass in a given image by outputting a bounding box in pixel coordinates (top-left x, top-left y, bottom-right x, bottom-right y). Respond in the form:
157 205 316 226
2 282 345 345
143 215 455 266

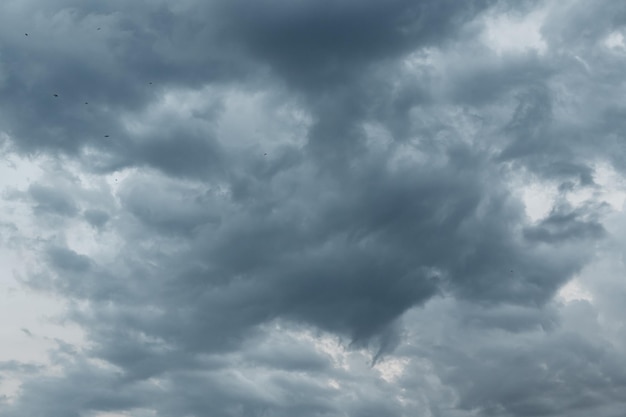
1 0 626 416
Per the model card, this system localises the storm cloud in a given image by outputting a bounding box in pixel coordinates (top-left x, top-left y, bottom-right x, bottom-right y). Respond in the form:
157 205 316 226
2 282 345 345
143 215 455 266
1 0 626 416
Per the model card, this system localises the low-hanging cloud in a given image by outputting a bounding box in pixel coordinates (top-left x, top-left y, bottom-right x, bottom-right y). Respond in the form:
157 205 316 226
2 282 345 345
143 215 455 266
1 0 626 416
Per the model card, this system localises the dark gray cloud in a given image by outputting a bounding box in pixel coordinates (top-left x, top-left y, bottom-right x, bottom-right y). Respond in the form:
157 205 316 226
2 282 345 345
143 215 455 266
0 361 43 374
1 0 626 416
28 183 78 217
215 0 496 90
83 208 110 229
401 298 626 417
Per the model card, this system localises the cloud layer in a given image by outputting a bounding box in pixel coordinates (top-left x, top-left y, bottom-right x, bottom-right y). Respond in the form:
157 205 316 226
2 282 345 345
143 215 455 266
1 0 626 416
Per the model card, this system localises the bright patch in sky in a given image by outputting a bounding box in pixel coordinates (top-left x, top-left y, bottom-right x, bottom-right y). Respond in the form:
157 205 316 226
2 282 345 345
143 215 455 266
375 357 409 383
557 278 594 303
482 8 548 55
520 181 558 222
605 31 626 50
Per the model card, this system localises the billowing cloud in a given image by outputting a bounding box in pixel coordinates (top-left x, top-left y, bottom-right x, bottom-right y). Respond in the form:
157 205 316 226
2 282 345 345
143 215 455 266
1 0 626 416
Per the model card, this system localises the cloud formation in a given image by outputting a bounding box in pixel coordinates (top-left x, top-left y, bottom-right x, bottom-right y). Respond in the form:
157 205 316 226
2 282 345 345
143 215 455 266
1 0 626 416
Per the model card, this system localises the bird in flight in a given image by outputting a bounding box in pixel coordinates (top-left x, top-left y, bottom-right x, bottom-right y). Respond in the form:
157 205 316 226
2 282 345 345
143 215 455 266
25 33 28 36
53 94 58 97
104 135 110 138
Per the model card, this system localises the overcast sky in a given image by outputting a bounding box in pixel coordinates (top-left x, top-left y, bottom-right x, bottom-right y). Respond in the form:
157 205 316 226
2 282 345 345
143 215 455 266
1 0 626 416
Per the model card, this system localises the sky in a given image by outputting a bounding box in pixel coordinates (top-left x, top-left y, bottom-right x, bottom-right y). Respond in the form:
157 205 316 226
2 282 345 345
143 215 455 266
1 0 626 416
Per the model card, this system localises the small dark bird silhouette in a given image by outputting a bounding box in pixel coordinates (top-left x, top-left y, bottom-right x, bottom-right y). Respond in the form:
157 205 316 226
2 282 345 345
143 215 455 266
25 33 28 36
97 27 101 30
53 94 58 97
264 153 267 156
104 135 109 138
85 102 88 105
149 82 152 85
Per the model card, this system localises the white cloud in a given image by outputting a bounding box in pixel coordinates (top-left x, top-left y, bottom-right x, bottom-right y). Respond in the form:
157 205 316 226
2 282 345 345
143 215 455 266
482 7 548 55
